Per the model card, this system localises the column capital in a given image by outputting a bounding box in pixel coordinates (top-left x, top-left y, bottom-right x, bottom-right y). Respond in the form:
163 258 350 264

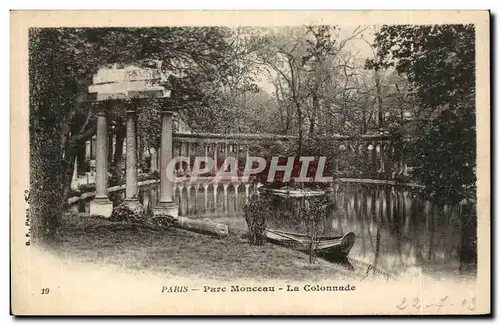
96 109 107 117
93 99 113 115
160 109 175 116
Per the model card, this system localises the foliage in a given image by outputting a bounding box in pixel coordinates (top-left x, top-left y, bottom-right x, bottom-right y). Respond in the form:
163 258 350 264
29 27 253 241
247 138 297 158
150 215 178 228
369 25 476 204
79 183 97 194
243 194 273 245
176 27 264 134
109 201 145 223
244 190 332 264
300 196 331 263
254 26 377 143
149 170 161 180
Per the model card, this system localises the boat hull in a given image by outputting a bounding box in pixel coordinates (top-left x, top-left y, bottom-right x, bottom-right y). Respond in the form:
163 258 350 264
265 229 355 260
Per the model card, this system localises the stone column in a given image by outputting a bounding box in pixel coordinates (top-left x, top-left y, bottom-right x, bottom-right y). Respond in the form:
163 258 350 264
371 143 377 174
379 142 385 173
235 144 240 172
125 109 138 199
153 110 179 218
213 143 218 171
186 185 191 215
233 183 239 207
194 184 200 214
223 142 229 172
85 141 91 161
90 109 113 217
213 183 218 211
223 183 229 215
178 141 184 174
124 108 143 211
178 185 185 215
71 156 78 190
185 142 191 174
203 184 208 212
151 149 158 171
72 156 78 180
108 128 114 169
245 183 250 199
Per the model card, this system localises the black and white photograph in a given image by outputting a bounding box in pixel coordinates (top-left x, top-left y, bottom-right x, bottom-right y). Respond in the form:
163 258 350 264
10 10 490 315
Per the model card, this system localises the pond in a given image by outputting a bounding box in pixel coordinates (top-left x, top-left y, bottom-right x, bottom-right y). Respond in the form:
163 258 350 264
73 180 471 279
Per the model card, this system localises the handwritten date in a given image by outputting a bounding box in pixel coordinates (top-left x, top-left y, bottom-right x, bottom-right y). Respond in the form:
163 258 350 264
396 296 476 312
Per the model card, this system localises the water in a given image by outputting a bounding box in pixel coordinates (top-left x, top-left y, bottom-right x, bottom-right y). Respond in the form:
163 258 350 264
74 180 468 278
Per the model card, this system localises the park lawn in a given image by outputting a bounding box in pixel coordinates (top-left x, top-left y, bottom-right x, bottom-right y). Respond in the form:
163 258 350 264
48 213 355 281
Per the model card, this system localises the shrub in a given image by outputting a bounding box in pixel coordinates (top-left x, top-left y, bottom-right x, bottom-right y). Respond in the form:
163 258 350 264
151 215 178 228
300 195 331 263
243 194 273 245
108 169 121 186
79 183 96 193
150 170 161 180
67 188 81 198
109 200 145 223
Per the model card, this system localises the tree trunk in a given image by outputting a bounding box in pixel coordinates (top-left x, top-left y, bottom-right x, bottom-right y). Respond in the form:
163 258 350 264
310 93 319 134
108 126 114 168
112 125 125 183
285 112 291 134
61 147 78 205
375 68 384 130
77 142 87 172
459 202 477 274
173 217 228 237
297 107 303 155
30 123 63 244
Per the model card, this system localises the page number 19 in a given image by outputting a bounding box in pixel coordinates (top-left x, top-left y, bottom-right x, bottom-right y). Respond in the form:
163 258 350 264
41 288 50 294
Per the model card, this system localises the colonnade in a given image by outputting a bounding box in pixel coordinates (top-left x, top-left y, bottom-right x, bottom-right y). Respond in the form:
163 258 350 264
151 134 409 177
170 140 250 174
89 103 178 218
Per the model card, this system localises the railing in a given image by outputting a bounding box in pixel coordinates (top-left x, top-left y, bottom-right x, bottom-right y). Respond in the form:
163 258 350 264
160 132 413 181
80 132 412 183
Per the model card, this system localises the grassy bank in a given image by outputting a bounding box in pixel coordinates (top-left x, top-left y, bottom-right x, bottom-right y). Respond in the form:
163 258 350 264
47 213 355 281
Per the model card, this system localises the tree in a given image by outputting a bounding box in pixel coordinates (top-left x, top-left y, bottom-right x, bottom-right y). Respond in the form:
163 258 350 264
256 26 367 153
368 24 475 204
257 27 310 154
369 24 476 271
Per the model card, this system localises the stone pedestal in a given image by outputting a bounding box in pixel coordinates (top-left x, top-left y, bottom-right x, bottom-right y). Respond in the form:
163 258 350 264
90 197 113 217
153 201 179 218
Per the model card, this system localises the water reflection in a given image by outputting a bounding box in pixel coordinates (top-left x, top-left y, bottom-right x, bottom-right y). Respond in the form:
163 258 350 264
330 184 462 276
74 181 465 277
171 182 256 219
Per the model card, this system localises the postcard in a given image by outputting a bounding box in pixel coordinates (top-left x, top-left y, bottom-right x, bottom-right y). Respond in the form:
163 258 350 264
10 10 490 315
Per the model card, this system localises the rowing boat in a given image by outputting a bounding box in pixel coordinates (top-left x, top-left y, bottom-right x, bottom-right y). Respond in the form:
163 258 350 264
264 229 355 260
